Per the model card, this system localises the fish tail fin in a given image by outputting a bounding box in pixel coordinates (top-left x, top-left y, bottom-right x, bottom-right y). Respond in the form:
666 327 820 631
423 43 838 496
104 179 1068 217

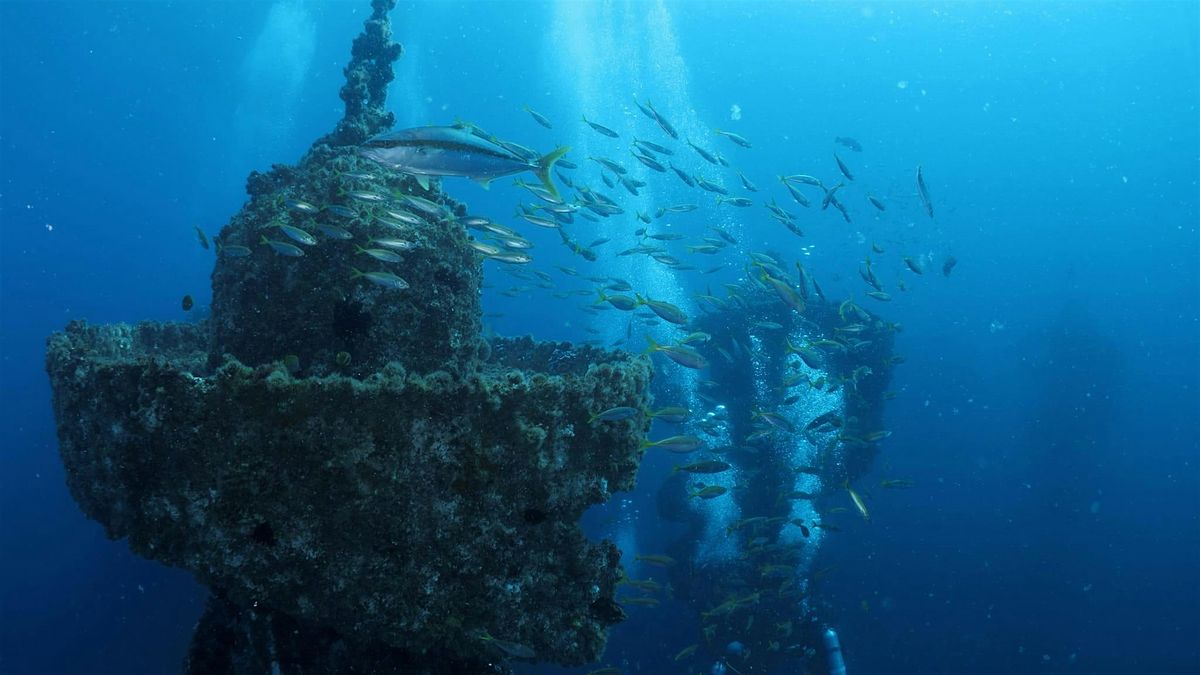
354 245 366 255
535 145 570 200
349 267 364 280
259 235 269 245
784 337 800 355
643 334 660 354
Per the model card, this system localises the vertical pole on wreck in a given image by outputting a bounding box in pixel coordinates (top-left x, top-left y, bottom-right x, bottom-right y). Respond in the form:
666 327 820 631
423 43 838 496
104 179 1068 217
316 0 403 148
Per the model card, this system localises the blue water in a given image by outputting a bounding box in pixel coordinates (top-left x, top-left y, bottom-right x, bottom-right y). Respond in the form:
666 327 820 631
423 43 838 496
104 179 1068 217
2 2 1197 674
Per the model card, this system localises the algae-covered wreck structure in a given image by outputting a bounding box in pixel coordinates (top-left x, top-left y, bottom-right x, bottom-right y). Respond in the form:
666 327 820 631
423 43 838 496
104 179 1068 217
647 286 896 673
45 2 650 672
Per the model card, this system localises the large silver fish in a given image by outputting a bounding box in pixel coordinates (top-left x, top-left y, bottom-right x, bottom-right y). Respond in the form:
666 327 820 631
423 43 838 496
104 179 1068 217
359 126 569 198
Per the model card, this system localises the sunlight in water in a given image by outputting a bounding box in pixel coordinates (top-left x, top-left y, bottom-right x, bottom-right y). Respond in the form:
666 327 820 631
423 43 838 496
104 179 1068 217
235 0 317 167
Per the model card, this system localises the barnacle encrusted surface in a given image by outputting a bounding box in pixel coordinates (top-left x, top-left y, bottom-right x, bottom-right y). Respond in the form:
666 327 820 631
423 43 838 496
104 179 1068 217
208 144 480 378
47 321 649 668
45 0 653 669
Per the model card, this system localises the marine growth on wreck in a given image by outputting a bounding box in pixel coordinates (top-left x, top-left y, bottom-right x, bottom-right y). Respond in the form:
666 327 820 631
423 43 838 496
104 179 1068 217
47 2 649 672
43 2 920 673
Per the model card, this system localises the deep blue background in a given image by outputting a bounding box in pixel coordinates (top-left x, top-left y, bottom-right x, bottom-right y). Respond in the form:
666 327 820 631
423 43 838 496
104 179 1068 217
2 2 1197 674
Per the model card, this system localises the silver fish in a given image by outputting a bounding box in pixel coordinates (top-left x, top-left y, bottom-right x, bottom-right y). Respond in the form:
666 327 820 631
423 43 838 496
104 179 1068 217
276 223 317 246
360 126 569 199
350 267 409 290
260 235 303 257
917 165 934 217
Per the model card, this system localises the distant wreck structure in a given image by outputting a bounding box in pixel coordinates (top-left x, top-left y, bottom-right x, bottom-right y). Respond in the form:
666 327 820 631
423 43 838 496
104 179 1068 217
44 1 650 672
652 282 896 673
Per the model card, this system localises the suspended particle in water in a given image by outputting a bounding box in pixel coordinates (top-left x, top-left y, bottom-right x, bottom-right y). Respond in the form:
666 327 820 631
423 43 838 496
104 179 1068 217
730 104 741 121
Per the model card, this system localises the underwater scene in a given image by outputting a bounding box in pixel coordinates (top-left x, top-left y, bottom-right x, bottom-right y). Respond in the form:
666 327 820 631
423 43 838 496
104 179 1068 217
1 2 1197 674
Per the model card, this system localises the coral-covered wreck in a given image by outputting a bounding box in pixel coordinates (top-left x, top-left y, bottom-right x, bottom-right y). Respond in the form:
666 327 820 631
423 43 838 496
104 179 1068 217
45 2 650 672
